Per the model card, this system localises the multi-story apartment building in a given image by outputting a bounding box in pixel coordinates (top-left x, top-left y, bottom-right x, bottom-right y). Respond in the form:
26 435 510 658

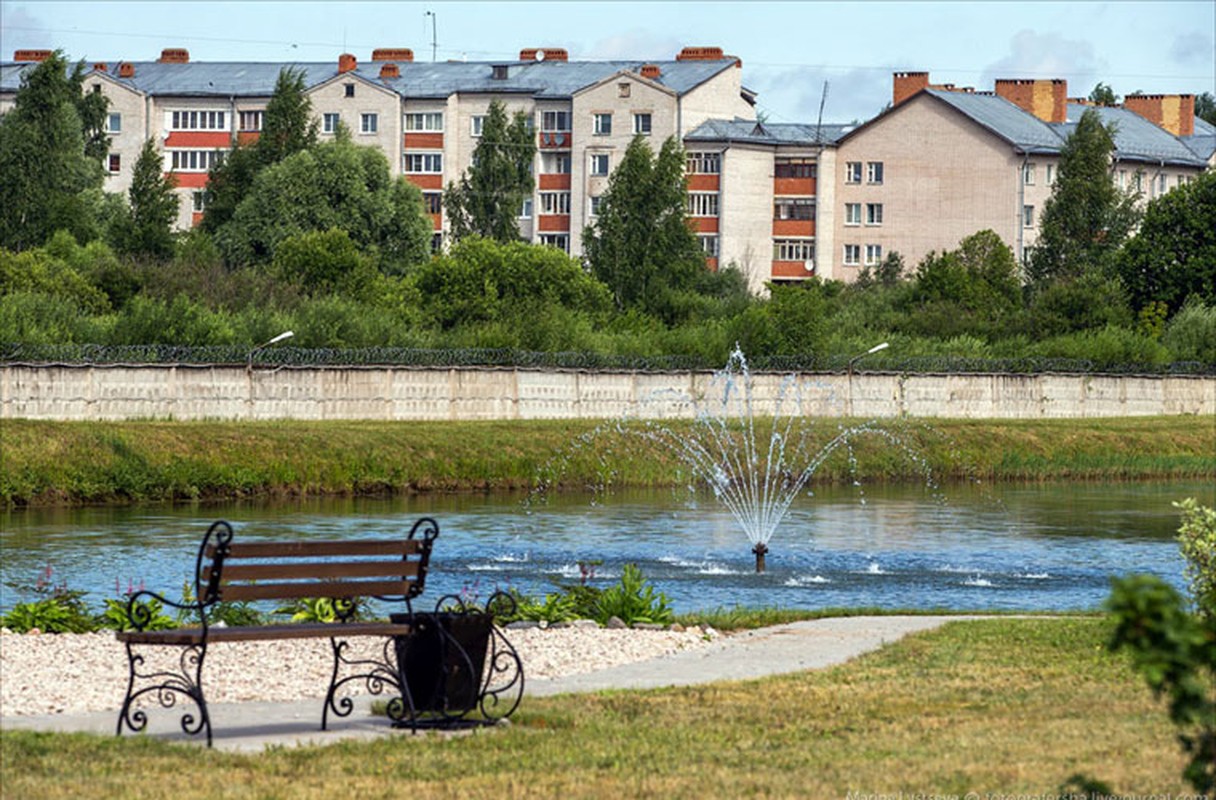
2 47 1212 293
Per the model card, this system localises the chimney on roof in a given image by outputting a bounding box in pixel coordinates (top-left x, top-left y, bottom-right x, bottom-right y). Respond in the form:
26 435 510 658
676 46 725 61
520 47 569 62
1123 93 1195 137
379 63 400 79
372 48 413 62
118 62 135 78
639 64 661 80
158 48 189 64
338 53 357 74
994 78 1067 123
893 71 930 106
13 49 53 62
93 62 108 73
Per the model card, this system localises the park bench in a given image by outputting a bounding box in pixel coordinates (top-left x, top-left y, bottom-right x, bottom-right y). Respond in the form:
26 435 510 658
115 518 523 746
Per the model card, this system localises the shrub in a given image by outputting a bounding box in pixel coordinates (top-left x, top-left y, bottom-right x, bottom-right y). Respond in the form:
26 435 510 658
594 564 674 626
1163 299 1216 364
1176 499 1216 615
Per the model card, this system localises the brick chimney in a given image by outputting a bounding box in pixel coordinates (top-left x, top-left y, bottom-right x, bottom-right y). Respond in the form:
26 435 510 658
13 49 53 62
158 48 189 63
893 71 930 106
639 64 661 80
1123 94 1195 137
676 46 725 61
994 78 1067 123
519 48 569 62
93 62 108 73
372 48 413 62
338 53 357 73
118 62 135 78
379 63 400 79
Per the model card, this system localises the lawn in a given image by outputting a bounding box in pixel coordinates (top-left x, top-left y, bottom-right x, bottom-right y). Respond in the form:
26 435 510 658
0 617 1188 798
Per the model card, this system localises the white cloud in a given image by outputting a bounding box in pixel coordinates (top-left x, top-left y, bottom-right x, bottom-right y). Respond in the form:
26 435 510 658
1170 31 1214 67
0 5 53 53
751 66 890 126
980 29 1106 93
582 29 682 61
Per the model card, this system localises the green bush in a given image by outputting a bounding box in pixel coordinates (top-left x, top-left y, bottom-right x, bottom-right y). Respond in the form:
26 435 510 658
0 291 106 344
1163 299 1216 364
1176 499 1216 615
594 564 674 626
1025 324 1170 367
97 596 176 632
108 293 237 346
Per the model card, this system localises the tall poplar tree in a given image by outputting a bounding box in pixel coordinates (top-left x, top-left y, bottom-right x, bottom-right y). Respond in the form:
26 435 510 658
111 138 180 260
583 135 704 314
443 100 535 242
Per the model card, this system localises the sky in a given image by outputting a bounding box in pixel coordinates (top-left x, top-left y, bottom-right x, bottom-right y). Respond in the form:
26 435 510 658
2 0 1213 124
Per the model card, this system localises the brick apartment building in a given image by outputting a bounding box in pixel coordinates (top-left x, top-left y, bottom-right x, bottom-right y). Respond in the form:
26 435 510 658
2 47 1212 292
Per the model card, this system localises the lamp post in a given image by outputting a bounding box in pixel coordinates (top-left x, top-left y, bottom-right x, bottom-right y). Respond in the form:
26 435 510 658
846 341 888 419
247 331 294 372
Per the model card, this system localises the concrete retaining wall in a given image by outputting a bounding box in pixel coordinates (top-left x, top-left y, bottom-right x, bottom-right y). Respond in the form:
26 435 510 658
1 364 1213 420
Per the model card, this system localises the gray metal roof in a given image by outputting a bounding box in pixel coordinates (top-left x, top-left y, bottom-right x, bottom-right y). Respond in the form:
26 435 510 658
1 57 736 100
685 118 852 145
1052 103 1207 167
923 89 1065 153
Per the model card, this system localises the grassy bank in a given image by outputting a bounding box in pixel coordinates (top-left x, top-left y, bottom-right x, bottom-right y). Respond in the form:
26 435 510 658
0 618 1189 797
2 416 1213 507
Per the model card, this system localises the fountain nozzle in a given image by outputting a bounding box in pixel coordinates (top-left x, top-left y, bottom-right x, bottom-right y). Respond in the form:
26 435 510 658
752 542 768 573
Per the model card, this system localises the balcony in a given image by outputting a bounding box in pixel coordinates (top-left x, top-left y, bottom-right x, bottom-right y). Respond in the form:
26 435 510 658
537 214 570 232
404 132 444 149
771 260 815 279
538 131 571 150
773 176 816 196
772 219 815 237
538 174 572 190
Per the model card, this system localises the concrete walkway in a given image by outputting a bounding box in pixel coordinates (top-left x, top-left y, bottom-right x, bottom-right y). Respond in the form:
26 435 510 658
1 615 974 752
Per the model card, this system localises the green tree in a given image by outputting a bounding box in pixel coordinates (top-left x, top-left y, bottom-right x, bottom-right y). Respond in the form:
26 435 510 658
272 228 377 296
583 136 705 315
202 67 317 233
216 132 431 274
1114 169 1216 315
904 230 1022 338
1088 82 1118 106
1195 92 1216 127
0 51 108 250
110 138 180 260
443 100 536 243
1027 110 1140 287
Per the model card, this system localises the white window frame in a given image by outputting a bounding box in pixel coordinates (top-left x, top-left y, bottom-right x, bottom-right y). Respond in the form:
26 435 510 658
169 110 228 131
404 112 443 132
471 115 485 137
360 113 379 135
589 196 603 217
845 203 862 226
867 161 884 184
687 192 719 217
773 239 815 262
1046 164 1056 185
540 110 571 132
866 203 883 226
843 244 861 266
845 161 862 184
539 192 571 215
539 233 569 252
687 152 721 174
589 153 610 176
633 112 652 135
192 190 206 213
106 112 122 134
239 110 263 132
167 149 225 172
404 152 443 173
322 113 340 134
1023 163 1035 185
774 197 815 220
519 198 533 219
593 112 613 136
542 153 571 174
1023 204 1034 228
865 244 883 265
699 234 719 257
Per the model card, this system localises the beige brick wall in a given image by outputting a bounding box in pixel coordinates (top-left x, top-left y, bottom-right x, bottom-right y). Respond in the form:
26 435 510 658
676 64 755 135
718 144 773 292
93 76 148 199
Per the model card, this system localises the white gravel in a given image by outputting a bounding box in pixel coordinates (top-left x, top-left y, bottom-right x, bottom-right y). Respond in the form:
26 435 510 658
0 625 716 718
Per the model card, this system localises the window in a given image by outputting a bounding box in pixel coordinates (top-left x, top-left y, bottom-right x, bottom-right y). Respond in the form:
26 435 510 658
492 65 509 80
845 203 862 226
867 161 884 184
106 112 122 133
699 235 719 257
618 82 631 98
1046 164 1056 185
192 191 206 213
593 113 612 135
168 150 224 172
323 113 340 134
1156 174 1167 194
589 196 603 216
687 193 719 217
539 233 569 252
774 198 815 220
687 152 721 174
633 113 652 135
92 83 102 94
1133 171 1143 192
404 153 443 173
843 244 861 266
1022 163 1035 185
344 84 355 98
405 112 443 132
773 239 814 261
540 192 571 214
589 153 610 176
108 154 121 174
775 158 816 179
170 110 227 131
865 244 883 265
845 161 862 184
519 198 533 218
471 115 485 137
424 193 442 214
866 203 883 226
541 111 571 132
1022 204 1034 228
430 233 443 253
542 153 571 174
239 111 263 132
360 113 378 134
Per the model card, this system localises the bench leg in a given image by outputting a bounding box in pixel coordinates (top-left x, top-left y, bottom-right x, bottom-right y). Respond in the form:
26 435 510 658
116 642 213 748
322 637 403 731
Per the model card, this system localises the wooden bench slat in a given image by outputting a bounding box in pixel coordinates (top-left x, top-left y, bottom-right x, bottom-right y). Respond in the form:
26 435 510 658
208 540 423 559
118 621 413 645
220 579 412 602
205 560 422 582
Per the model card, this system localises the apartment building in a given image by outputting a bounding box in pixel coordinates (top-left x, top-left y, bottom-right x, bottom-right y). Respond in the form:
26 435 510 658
2 47 1211 293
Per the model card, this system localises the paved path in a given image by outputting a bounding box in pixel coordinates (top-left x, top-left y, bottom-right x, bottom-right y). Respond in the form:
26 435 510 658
1 615 976 752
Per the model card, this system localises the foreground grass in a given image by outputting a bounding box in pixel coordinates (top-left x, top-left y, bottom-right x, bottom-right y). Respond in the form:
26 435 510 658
0 618 1189 797
2 416 1213 506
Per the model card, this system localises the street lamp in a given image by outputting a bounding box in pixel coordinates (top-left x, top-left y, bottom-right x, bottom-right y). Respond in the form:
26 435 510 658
248 330 294 371
847 341 889 376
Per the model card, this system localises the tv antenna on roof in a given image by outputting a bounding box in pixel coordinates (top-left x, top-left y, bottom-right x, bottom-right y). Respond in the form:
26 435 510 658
425 11 438 62
815 80 829 145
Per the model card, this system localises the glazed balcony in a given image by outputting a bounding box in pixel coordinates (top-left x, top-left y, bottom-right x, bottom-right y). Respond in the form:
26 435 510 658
538 131 572 150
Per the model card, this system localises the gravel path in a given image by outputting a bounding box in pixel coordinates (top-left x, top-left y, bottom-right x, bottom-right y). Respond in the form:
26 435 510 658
0 625 716 718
